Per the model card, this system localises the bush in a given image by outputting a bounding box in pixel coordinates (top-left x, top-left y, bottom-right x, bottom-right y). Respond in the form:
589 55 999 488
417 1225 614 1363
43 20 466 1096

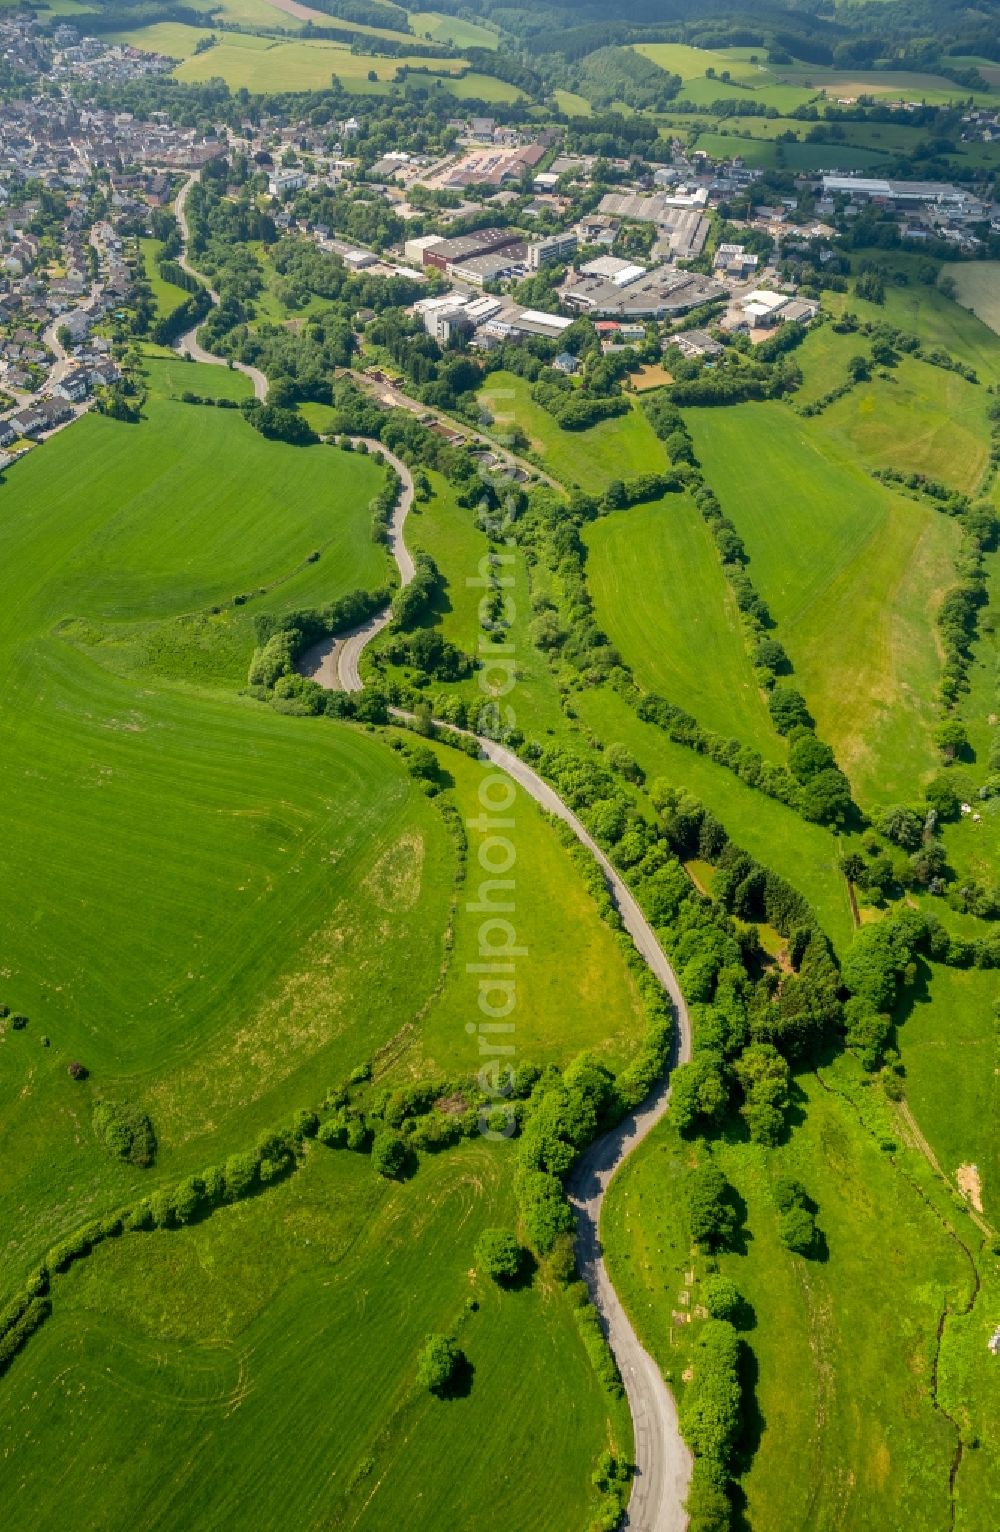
92 1101 157 1168
702 1275 746 1325
67 1060 89 1080
687 1163 738 1251
474 1228 524 1284
416 1333 462 1396
370 1132 408 1179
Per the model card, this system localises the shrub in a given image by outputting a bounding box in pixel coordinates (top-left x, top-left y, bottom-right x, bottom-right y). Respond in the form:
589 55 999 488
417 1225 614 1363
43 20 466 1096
474 1228 524 1284
416 1333 462 1396
370 1132 408 1179
67 1061 89 1080
92 1101 157 1168
687 1163 739 1252
702 1275 746 1325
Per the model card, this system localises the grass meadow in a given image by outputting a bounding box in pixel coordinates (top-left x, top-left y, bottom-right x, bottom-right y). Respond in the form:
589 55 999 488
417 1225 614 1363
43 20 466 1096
478 371 668 491
951 261 1000 338
584 496 784 761
603 1066 983 1530
685 402 960 809
571 687 855 950
391 735 649 1080
0 1141 623 1530
0 390 648 1524
139 237 190 321
828 268 1000 388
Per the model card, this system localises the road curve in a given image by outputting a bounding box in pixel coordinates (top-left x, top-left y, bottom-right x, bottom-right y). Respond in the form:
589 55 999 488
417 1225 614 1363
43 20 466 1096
179 162 694 1521
434 732 693 1530
299 435 694 1523
297 438 416 691
172 173 268 402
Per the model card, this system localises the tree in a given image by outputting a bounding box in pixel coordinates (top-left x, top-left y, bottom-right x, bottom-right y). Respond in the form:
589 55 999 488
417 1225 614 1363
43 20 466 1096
687 1163 738 1252
671 1056 729 1135
702 1275 746 1324
924 775 960 819
370 1132 407 1178
847 353 870 382
778 1204 818 1256
416 1333 462 1396
933 720 968 763
877 804 923 849
767 686 811 735
735 1043 789 1146
474 1228 524 1283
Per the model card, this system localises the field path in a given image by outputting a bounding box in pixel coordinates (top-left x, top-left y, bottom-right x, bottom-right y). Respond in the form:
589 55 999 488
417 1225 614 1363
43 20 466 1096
305 441 694 1526
173 173 268 401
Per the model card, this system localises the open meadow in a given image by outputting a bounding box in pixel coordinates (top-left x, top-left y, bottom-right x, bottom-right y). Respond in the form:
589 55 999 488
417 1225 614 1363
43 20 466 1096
951 262 1000 339
585 496 784 761
685 402 960 809
0 1139 624 1531
478 371 668 491
603 1065 991 1530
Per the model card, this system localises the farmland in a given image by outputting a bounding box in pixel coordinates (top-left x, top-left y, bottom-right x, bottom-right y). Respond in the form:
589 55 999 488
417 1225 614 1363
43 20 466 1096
478 371 668 490
603 1065 991 1531
585 495 783 761
685 402 960 809
951 262 1000 338
0 1141 623 1531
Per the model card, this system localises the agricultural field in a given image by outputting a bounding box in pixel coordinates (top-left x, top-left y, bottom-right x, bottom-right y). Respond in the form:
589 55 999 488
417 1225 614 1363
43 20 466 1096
603 1065 995 1530
172 33 464 89
571 687 855 951
951 262 1000 338
139 237 190 321
0 1139 623 1530
685 402 962 809
409 9 499 49
478 371 668 491
437 71 526 103
391 736 649 1079
821 356 992 495
584 495 784 761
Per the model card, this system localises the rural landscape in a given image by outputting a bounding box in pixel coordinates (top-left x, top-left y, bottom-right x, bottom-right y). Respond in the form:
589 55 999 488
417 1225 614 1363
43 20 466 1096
0 0 998 1525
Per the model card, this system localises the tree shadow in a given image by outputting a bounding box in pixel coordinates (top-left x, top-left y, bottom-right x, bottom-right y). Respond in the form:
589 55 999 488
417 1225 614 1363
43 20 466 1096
732 1338 765 1489
496 1249 538 1292
436 1351 474 1401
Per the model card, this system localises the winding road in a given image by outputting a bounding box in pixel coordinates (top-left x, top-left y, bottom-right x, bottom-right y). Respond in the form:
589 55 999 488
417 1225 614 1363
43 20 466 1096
304 454 694 1527
174 177 692 1525
173 173 268 401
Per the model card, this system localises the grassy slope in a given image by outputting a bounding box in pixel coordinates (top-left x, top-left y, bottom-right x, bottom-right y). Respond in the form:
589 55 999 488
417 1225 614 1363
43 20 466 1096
572 687 855 951
478 371 668 491
584 496 784 760
829 271 1000 388
685 402 960 808
139 237 189 321
822 357 991 495
0 1143 621 1531
0 398 457 1269
398 738 648 1078
951 262 1000 338
603 1068 978 1530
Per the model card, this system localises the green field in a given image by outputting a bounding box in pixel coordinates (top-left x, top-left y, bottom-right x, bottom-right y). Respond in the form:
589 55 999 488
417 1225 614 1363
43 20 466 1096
822 356 991 494
689 130 891 172
394 737 648 1079
951 262 1000 339
572 686 855 951
478 372 668 491
685 403 961 808
585 496 784 760
409 8 499 49
0 1139 624 1530
603 1065 990 1529
140 237 190 321
438 71 526 102
896 963 1000 1228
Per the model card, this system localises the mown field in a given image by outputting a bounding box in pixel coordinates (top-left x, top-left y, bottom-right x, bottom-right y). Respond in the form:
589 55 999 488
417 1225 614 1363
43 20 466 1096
685 402 960 809
951 261 1000 338
478 372 668 491
0 1140 623 1531
603 1064 990 1530
0 387 646 1523
584 495 784 761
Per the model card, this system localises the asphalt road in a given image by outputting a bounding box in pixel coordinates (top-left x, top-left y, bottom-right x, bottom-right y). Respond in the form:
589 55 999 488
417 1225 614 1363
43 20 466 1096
296 437 416 691
305 444 695 1526
173 173 268 402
